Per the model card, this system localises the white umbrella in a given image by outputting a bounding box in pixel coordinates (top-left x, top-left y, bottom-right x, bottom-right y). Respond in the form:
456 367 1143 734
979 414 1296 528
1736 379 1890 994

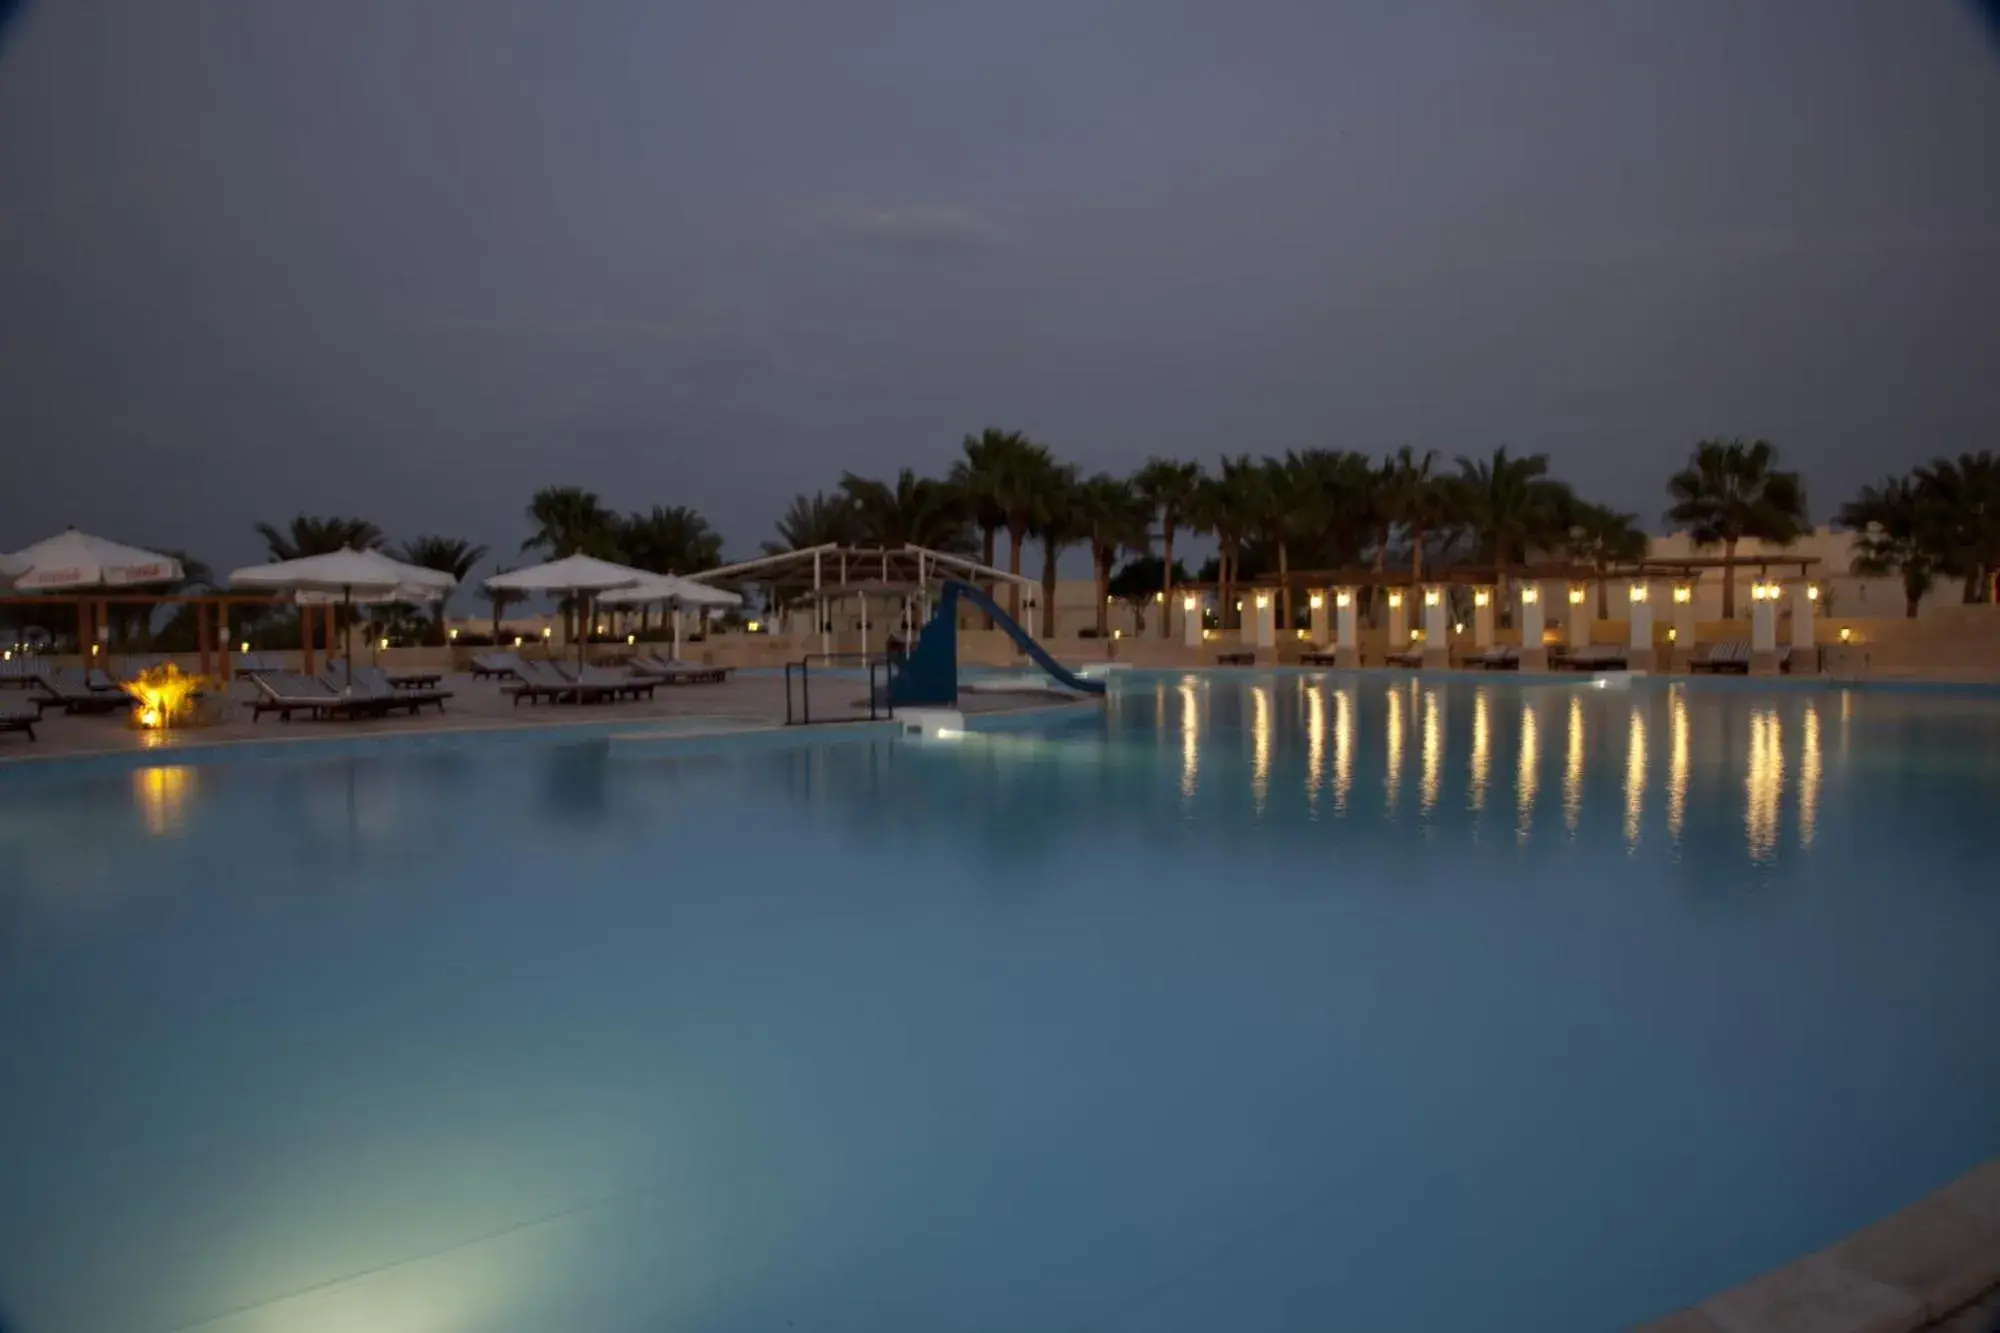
597 573 742 658
485 555 646 669
1 527 184 590
230 548 455 667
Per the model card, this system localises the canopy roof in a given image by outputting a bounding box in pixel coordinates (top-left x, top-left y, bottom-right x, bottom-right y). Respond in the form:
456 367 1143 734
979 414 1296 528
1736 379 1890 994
701 544 1032 598
1 528 185 590
484 554 646 594
596 572 742 607
229 547 456 597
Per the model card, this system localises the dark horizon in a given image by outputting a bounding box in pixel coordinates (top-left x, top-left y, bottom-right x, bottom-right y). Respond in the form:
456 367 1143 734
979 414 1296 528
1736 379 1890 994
3 1 1998 578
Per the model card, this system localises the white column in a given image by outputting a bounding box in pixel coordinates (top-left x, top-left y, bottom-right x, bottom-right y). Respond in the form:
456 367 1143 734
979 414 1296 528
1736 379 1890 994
1565 585 1591 651
1334 589 1358 667
1627 581 1654 669
1790 581 1818 653
814 550 827 659
1421 586 1448 666
1308 591 1330 647
1672 584 1697 667
1519 584 1547 669
1750 583 1778 655
1386 589 1408 656
1182 593 1204 648
1472 587 1495 649
1248 592 1275 649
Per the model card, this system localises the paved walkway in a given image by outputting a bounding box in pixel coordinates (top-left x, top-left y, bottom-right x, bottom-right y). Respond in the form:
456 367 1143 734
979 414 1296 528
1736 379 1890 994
0 672 1071 762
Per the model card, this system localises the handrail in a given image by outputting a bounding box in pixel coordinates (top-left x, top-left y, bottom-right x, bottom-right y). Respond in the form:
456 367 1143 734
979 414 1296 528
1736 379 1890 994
784 653 899 726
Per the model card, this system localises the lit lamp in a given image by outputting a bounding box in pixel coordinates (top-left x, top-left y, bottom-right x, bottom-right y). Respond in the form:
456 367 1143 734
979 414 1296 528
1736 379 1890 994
746 620 761 633
1667 627 1678 642
239 640 250 653
1254 594 1269 608
1453 621 1465 634
1473 590 1489 607
1409 627 1421 641
1113 629 1123 640
513 635 523 647
1629 583 1648 603
1568 587 1585 606
1521 587 1539 604
1153 591 1163 604
1182 594 1197 611
1807 585 1820 601
1423 589 1440 607
379 637 389 650
1387 591 1403 608
626 633 636 646
448 627 459 641
1672 586 1692 604
1335 591 1351 608
542 626 552 639
1839 626 1852 643
1309 592 1323 609
1235 599 1243 612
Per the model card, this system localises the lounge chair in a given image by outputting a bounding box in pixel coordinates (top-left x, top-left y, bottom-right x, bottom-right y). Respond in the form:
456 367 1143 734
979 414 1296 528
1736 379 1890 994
1214 650 1256 666
554 662 657 700
331 663 452 712
1298 650 1341 666
0 658 39 688
631 653 730 685
0 700 36 741
1562 644 1629 671
1384 647 1426 667
503 660 586 705
246 671 387 721
470 651 525 680
1464 645 1519 670
33 667 135 716
1688 641 1750 674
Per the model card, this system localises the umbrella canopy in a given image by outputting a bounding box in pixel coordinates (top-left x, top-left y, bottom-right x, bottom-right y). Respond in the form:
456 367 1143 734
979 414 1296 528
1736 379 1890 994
483 554 646 594
294 582 447 605
596 572 743 607
0 527 184 590
228 548 455 598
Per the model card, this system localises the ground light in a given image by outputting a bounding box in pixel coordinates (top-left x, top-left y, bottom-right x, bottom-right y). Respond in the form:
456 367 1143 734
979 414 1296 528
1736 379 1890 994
122 664 205 731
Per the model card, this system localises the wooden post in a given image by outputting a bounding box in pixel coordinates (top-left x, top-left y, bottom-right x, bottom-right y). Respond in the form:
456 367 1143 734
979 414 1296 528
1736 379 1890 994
302 599 316 677
216 602 232 682
196 602 211 677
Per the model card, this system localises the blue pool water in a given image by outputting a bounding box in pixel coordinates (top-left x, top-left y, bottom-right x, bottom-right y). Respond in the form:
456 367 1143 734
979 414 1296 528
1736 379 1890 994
3 674 1999 1333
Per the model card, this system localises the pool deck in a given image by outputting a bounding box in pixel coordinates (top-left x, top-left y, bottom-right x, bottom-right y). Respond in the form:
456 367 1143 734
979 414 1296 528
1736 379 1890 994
1632 1158 2000 1332
0 671 1075 763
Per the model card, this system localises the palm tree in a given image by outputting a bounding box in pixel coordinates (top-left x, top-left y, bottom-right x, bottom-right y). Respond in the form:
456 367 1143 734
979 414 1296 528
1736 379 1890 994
950 429 1028 572
1074 474 1150 636
522 486 620 560
992 440 1061 622
1379 445 1451 584
1565 503 1649 618
839 469 969 551
1837 476 1944 617
765 491 860 554
1454 447 1573 615
1131 457 1202 636
254 515 382 562
1108 555 1192 635
396 535 488 644
1913 451 2000 602
1192 455 1259 631
481 569 525 643
1665 439 1808 619
1033 464 1082 637
621 505 723 573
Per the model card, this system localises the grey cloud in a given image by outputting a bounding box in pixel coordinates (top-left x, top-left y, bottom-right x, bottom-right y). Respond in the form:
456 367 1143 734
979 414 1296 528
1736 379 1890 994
805 206 1005 252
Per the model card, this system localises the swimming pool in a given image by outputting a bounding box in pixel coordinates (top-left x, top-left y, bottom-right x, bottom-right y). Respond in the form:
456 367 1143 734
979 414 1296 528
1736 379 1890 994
3 674 1998 1332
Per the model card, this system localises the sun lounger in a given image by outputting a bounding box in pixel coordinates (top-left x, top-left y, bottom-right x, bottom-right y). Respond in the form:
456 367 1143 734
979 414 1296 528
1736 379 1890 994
554 662 657 700
1562 644 1629 671
631 653 730 685
503 660 589 705
470 652 525 680
1214 651 1256 666
331 663 452 712
33 667 135 716
1298 650 1341 666
1688 641 1750 674
1384 647 1426 667
0 658 40 688
0 700 36 741
246 671 389 721
1463 645 1519 670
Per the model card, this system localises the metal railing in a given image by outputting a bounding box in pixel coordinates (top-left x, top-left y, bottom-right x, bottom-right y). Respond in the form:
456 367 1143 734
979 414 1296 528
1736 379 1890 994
783 653 899 726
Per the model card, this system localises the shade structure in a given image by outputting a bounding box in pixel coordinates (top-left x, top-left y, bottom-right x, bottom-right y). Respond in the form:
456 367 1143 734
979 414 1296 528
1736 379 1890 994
595 572 743 608
0 527 184 590
485 555 649 668
228 548 455 599
230 548 456 672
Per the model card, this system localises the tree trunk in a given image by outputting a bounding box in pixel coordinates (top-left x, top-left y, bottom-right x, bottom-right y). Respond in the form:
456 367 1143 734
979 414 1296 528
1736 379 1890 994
1277 542 1291 630
1040 539 1060 638
1094 552 1111 637
1596 567 1610 621
1160 525 1175 637
1219 547 1235 632
1007 525 1025 622
1721 540 1738 620
1905 595 1921 618
1411 524 1424 586
980 526 997 629
1963 571 1981 604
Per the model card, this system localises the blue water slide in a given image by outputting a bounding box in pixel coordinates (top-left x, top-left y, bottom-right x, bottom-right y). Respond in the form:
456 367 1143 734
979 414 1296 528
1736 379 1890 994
890 579 1106 706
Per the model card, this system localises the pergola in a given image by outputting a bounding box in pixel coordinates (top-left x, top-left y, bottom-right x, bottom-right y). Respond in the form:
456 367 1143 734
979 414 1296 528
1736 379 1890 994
0 592 287 679
698 544 1033 657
